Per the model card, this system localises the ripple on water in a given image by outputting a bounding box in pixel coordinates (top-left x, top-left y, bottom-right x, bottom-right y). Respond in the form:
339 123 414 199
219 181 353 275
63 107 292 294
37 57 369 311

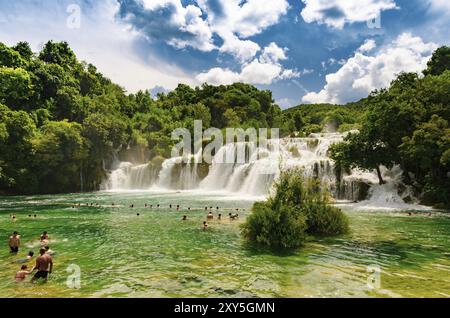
0 192 449 298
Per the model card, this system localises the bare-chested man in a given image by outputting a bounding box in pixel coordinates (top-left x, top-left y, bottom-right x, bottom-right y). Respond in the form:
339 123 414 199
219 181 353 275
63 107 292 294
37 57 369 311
31 248 53 283
9 231 20 253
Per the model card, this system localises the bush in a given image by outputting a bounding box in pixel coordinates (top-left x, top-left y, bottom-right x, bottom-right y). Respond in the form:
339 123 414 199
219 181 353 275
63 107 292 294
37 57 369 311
241 169 349 249
242 202 308 249
303 204 349 236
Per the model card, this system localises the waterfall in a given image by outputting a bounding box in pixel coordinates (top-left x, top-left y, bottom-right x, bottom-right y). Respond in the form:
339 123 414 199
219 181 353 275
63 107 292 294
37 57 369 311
101 132 416 205
101 162 158 190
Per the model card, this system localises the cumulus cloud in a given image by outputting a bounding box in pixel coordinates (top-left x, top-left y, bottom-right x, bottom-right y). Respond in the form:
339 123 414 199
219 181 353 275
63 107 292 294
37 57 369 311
118 0 215 52
302 33 438 104
358 39 377 52
196 43 299 85
300 0 397 29
260 42 288 63
118 0 289 62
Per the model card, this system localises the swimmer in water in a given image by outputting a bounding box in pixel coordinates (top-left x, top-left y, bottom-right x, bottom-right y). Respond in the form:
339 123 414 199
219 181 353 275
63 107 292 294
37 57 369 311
145 204 148 208
188 207 191 211
34 214 37 218
203 221 209 231
31 248 53 283
182 215 187 221
44 246 55 256
130 204 134 208
137 213 140 216
16 251 34 264
176 205 180 211
15 265 32 282
207 212 214 221
169 204 172 209
157 204 160 208
40 231 49 242
218 214 222 221
9 232 20 254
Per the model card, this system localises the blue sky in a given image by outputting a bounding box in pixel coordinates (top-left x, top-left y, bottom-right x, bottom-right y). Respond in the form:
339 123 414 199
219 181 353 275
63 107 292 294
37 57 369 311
0 0 449 108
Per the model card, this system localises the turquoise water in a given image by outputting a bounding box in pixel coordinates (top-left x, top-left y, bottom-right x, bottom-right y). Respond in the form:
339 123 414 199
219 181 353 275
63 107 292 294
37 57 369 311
0 191 449 298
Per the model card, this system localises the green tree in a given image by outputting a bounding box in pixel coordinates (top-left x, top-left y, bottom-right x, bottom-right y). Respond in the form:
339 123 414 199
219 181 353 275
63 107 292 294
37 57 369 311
0 67 33 108
0 42 24 68
0 104 37 193
32 121 88 193
38 41 77 68
241 170 349 250
423 46 450 76
12 41 34 61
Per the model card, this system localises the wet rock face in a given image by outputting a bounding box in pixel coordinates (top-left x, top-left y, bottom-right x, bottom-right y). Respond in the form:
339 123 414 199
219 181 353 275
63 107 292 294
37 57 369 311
337 179 372 202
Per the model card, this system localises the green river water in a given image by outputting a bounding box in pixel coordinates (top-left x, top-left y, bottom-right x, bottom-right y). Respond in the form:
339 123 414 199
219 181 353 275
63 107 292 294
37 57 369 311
0 191 449 298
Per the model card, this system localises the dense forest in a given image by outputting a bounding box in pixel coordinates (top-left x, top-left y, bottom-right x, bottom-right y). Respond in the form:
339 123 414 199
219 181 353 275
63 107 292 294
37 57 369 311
0 41 449 207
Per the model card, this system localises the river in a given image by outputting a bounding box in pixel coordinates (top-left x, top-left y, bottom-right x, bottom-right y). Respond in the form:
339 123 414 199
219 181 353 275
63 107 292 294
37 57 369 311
1 190 449 298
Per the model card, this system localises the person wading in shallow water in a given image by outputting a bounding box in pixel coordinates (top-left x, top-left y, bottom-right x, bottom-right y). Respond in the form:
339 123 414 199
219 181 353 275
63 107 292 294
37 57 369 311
31 248 53 283
9 232 20 253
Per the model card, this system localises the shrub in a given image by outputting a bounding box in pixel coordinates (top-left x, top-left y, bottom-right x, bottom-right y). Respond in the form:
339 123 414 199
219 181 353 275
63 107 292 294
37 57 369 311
242 201 308 249
241 169 349 249
303 203 349 236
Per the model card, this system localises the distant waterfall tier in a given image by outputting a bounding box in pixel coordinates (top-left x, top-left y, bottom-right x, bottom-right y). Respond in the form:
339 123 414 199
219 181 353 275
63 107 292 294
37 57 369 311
101 162 160 190
101 133 414 203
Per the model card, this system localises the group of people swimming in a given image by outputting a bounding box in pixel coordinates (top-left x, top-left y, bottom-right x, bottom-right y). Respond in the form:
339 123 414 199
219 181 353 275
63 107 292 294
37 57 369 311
8 231 54 283
198 211 240 231
9 214 38 222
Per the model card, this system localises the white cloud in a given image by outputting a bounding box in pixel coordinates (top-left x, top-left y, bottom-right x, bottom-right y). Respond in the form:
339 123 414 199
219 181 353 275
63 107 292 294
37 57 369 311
196 43 299 85
358 39 377 52
122 0 289 62
127 0 216 52
276 98 295 109
302 33 438 104
196 67 241 85
427 0 450 14
300 0 397 29
197 0 289 61
260 42 288 63
218 32 261 62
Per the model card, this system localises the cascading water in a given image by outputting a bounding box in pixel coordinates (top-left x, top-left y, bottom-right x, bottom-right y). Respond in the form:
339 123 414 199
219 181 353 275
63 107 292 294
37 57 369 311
102 132 417 205
101 162 159 190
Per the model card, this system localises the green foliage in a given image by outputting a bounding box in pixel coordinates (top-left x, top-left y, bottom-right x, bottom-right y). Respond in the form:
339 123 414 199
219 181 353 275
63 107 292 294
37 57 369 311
0 67 33 107
0 104 37 193
12 42 34 61
400 115 450 206
0 43 24 68
32 121 88 193
241 170 349 250
1 39 448 203
242 201 308 249
329 47 450 206
38 41 77 68
423 46 450 76
283 103 363 136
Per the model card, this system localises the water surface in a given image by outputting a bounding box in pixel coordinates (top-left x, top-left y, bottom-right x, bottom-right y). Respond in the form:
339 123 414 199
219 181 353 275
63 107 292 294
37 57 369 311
0 191 449 298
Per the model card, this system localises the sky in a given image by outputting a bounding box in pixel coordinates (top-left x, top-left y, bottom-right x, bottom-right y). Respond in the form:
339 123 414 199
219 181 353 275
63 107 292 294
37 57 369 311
0 0 449 109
